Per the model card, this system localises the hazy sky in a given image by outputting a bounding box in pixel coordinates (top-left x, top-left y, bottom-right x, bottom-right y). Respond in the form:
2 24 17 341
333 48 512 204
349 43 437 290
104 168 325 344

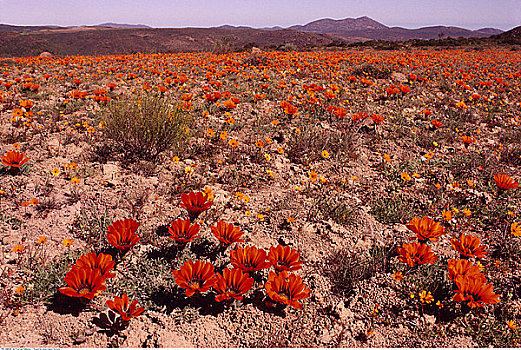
0 0 519 30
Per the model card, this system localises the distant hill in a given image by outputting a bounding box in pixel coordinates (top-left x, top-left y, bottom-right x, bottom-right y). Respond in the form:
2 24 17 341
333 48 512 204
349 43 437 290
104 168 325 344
95 23 151 29
0 18 513 57
476 28 504 35
0 24 62 32
287 16 502 41
491 26 521 44
0 27 333 57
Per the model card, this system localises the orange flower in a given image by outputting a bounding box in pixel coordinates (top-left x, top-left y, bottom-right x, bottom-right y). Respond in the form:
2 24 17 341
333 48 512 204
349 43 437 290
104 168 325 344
406 216 445 242
451 233 487 259
180 191 213 221
168 218 200 245
172 260 217 297
280 101 298 115
12 244 24 253
268 245 303 272
1 150 29 168
442 210 453 221
511 222 521 237
210 221 245 247
59 267 106 300
447 259 486 284
460 135 476 145
106 294 144 321
230 245 272 272
397 242 437 267
75 252 116 279
213 268 254 302
107 218 140 253
265 271 310 309
494 173 519 191
431 119 443 128
453 278 499 308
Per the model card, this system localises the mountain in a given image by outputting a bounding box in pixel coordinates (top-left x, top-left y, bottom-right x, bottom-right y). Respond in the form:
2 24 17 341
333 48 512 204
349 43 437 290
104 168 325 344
95 23 151 29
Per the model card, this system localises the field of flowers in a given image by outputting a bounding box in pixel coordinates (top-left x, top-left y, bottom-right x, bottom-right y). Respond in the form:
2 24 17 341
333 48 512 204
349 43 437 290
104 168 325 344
0 48 520 347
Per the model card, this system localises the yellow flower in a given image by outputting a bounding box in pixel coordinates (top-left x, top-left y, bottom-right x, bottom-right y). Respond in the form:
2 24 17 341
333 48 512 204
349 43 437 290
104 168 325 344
442 210 453 221
264 153 271 161
277 147 284 154
401 172 411 181
467 179 475 187
245 210 251 216
184 166 194 174
384 154 391 163
286 217 295 223
295 128 301 134
243 196 250 203
37 236 47 244
206 128 216 137
419 290 434 304
321 150 330 159
257 214 265 221
71 177 80 184
511 222 521 237
87 126 95 133
393 270 403 281
15 285 25 294
229 139 238 147
295 185 302 191
220 131 227 141
436 300 443 309
452 207 460 214
62 238 74 247
13 143 20 150
51 168 60 176
412 172 421 178
462 208 472 216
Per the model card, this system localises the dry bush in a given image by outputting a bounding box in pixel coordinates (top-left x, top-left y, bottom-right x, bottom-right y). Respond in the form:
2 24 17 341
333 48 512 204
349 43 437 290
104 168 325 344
102 92 189 162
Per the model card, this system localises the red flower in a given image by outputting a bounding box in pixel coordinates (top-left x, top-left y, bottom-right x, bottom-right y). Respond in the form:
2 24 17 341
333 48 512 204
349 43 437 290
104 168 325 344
59 267 106 300
107 218 140 254
213 268 254 302
451 233 487 259
230 245 272 272
106 294 144 321
397 242 438 267
453 278 499 308
268 245 303 272
168 218 200 245
406 216 445 242
210 220 245 247
75 252 116 279
180 191 213 221
265 271 310 309
1 150 29 168
173 260 217 297
494 173 519 191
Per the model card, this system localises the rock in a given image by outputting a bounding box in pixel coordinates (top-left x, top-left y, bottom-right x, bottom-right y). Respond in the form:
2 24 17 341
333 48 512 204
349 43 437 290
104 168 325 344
103 163 120 181
251 47 263 57
39 52 53 58
334 301 354 322
423 314 436 325
391 72 408 83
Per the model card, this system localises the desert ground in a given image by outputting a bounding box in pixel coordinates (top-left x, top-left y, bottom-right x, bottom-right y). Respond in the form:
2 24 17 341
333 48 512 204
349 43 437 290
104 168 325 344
0 47 520 347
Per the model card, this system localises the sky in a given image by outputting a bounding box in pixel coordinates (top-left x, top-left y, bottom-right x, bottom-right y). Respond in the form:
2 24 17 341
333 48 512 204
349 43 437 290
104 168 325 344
0 0 519 31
